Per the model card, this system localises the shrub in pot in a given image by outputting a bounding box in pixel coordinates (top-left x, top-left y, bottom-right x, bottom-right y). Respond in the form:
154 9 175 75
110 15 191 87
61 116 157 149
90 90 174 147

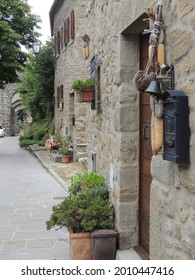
46 172 116 260
58 147 72 163
71 79 95 91
58 136 73 163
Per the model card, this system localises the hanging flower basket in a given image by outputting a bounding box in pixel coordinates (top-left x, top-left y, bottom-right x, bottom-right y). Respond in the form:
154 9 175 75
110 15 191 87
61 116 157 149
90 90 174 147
77 87 95 102
71 79 95 103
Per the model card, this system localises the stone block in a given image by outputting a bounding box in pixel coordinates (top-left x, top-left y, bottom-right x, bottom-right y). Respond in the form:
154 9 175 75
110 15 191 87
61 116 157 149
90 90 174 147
118 84 138 104
115 201 137 231
184 49 195 73
117 164 138 187
178 0 195 16
114 183 138 203
118 136 138 164
114 104 139 131
116 228 138 250
151 155 175 186
178 201 190 223
170 29 193 61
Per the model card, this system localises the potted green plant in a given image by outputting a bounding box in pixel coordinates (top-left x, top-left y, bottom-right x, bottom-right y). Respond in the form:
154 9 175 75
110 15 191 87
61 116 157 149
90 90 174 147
46 172 117 260
58 147 72 163
71 79 95 102
58 136 73 163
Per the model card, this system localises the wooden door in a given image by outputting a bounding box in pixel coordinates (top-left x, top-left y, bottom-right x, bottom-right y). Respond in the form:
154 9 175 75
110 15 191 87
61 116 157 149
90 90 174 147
136 34 152 259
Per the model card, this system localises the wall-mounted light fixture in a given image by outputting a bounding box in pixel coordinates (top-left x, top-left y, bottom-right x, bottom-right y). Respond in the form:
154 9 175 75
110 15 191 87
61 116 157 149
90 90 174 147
32 40 42 55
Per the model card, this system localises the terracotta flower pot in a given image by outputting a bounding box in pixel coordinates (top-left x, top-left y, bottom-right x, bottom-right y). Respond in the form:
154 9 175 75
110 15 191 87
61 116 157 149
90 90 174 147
61 155 71 163
77 87 94 102
69 231 93 260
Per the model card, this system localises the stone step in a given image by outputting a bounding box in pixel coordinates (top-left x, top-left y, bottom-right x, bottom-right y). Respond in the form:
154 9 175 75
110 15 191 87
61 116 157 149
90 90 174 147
78 157 88 168
76 143 87 152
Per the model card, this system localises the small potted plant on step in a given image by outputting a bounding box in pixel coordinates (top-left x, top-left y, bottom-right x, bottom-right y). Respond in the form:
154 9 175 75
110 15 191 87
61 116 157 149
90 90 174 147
71 79 95 102
58 136 73 163
58 147 72 163
46 172 117 260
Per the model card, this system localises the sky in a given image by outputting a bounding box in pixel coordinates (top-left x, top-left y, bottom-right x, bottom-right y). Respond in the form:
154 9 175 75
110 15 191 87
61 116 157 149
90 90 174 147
27 0 54 43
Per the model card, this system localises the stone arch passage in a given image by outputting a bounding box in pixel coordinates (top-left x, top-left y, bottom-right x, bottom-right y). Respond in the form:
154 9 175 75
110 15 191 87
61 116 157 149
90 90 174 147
11 92 24 136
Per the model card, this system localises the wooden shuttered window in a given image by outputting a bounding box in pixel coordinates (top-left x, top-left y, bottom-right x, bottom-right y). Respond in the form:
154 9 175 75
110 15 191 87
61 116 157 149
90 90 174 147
60 26 64 50
70 10 75 39
54 10 75 56
57 30 61 54
64 17 70 46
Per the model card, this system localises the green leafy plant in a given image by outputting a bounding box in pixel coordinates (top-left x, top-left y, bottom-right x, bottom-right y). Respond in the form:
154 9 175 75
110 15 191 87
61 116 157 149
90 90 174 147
58 147 72 156
46 172 115 233
18 118 54 148
57 136 73 157
71 79 95 91
69 172 106 195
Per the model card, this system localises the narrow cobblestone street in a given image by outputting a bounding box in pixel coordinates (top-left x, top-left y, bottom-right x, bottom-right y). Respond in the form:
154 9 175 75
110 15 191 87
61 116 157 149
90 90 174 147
0 136 70 260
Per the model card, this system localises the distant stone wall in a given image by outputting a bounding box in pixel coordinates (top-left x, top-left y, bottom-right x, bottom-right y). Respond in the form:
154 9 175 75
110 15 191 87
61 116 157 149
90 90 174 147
0 83 19 136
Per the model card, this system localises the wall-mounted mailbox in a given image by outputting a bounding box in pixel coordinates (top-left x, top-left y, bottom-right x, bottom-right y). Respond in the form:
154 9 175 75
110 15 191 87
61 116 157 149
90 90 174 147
163 90 190 164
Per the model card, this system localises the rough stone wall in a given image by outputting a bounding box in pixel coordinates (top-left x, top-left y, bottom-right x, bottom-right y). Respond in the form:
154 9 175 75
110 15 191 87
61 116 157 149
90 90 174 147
0 83 19 136
83 0 195 258
52 0 90 160
84 0 144 249
150 0 195 260
53 0 195 258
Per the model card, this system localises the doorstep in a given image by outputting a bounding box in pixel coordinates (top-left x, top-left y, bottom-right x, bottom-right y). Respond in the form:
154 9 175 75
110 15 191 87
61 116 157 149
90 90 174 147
116 249 142 260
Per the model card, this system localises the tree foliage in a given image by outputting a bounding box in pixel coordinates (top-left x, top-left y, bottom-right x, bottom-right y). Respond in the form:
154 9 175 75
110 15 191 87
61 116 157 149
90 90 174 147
19 40 54 121
0 0 41 88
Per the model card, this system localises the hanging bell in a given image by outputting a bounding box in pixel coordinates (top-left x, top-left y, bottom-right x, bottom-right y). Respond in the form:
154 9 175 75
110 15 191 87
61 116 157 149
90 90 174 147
145 79 162 97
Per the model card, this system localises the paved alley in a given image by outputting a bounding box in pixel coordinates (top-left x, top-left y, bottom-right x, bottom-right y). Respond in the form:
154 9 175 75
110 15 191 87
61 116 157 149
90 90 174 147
0 136 70 260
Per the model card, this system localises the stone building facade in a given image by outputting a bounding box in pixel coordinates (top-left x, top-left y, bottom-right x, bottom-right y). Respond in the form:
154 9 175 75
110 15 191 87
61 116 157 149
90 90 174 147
50 0 91 162
50 0 195 259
